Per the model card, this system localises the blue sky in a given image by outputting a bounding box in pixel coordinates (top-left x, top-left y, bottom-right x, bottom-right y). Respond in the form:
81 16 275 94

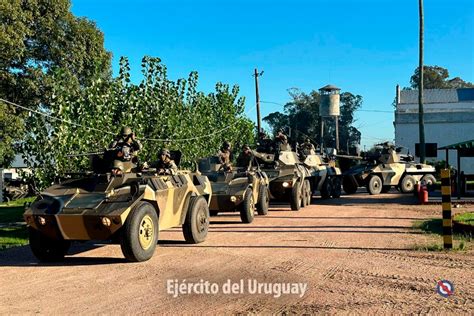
72 0 473 149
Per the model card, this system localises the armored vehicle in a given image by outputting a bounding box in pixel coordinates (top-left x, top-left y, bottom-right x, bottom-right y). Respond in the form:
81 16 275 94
23 152 212 262
300 153 342 202
2 178 33 202
197 156 269 223
342 142 436 195
254 150 307 211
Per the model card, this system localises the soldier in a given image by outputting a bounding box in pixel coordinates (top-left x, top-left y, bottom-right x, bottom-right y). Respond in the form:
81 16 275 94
150 148 178 175
236 144 253 170
108 126 143 174
274 129 290 159
302 138 316 156
218 141 233 171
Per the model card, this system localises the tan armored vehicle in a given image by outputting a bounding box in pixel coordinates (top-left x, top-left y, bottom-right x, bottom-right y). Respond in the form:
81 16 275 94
198 156 270 223
300 153 342 201
24 152 212 262
254 149 307 211
342 142 436 195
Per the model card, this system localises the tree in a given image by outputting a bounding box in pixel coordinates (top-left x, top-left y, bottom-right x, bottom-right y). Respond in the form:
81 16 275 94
0 0 111 167
263 88 362 153
410 65 474 89
21 57 254 188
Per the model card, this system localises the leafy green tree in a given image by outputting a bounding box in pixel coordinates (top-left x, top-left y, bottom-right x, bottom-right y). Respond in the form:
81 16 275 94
21 57 254 188
263 88 362 153
0 0 111 167
410 65 474 89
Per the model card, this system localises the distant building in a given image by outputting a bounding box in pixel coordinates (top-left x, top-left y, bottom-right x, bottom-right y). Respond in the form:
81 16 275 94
394 87 474 173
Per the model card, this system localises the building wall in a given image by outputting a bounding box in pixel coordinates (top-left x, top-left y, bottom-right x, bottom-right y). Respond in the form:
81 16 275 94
395 121 474 173
394 88 474 174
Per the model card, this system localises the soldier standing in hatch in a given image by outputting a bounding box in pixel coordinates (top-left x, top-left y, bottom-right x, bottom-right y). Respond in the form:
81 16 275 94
302 138 316 156
236 144 253 170
218 141 233 171
150 148 178 175
108 126 143 174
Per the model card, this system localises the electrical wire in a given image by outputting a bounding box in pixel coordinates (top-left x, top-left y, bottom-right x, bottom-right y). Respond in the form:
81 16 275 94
0 98 255 143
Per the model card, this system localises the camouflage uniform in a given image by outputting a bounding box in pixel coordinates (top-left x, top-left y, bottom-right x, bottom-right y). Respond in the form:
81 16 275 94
218 141 233 171
151 149 178 175
236 145 253 170
108 126 143 172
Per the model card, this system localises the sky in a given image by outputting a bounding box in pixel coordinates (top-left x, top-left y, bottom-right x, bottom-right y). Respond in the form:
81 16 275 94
71 0 473 149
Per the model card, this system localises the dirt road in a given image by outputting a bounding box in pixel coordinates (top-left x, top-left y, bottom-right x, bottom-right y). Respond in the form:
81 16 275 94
1 192 473 314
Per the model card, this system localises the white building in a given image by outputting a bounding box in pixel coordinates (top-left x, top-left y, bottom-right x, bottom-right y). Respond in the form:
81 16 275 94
394 87 474 173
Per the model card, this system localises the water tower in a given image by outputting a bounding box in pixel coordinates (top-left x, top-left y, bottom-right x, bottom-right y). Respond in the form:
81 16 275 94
319 84 341 152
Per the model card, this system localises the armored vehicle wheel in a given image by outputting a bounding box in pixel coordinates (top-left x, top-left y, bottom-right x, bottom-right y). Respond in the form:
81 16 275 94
342 176 358 194
256 185 269 215
290 180 302 211
210 210 219 217
120 201 159 262
421 174 436 191
400 175 416 193
28 228 71 262
302 179 312 207
240 189 255 223
183 196 210 243
320 178 332 199
331 177 342 198
367 175 382 195
381 185 391 193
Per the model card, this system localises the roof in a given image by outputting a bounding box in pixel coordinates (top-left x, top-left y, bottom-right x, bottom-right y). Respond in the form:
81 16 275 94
438 139 474 150
319 84 340 91
399 88 474 104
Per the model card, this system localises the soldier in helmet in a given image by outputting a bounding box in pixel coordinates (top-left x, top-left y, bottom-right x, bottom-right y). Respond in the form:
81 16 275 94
108 126 143 174
302 138 316 156
150 148 178 175
218 141 233 172
236 144 253 170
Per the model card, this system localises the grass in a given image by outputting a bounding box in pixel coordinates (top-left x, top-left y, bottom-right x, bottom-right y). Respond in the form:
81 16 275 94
454 212 474 225
0 197 35 250
0 226 28 250
413 218 472 251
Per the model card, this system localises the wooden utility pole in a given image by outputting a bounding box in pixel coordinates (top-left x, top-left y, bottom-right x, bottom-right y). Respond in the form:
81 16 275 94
418 0 426 163
253 68 263 136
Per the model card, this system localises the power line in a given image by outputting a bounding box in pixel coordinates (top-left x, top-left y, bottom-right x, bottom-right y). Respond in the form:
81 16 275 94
0 98 255 143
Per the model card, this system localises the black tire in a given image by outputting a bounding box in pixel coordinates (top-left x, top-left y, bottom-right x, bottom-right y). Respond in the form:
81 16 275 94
183 196 210 243
421 174 436 191
290 180 302 211
367 175 382 195
381 185 391 193
28 227 71 262
120 201 159 262
240 189 255 223
256 185 269 215
342 176 358 194
400 175 416 193
320 177 332 199
331 177 342 198
302 179 312 207
210 210 219 217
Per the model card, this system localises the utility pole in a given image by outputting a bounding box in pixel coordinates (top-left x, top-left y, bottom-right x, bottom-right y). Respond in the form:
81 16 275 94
253 68 264 137
418 0 426 163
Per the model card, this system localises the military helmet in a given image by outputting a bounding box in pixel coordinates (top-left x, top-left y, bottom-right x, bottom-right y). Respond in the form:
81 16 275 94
120 126 132 137
222 141 231 150
160 148 171 157
242 144 250 151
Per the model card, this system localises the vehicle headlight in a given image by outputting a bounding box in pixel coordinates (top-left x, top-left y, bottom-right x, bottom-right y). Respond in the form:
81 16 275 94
282 182 290 188
230 196 237 203
37 216 47 226
101 217 112 227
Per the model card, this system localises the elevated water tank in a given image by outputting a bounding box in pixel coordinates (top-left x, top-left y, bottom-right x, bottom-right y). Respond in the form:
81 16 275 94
319 84 340 117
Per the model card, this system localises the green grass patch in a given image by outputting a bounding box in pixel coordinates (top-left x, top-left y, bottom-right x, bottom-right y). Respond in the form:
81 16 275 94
0 196 36 208
0 206 26 224
0 226 28 250
413 218 472 251
454 212 474 225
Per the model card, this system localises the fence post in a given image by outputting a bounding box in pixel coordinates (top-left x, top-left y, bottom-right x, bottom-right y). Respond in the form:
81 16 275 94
441 169 453 249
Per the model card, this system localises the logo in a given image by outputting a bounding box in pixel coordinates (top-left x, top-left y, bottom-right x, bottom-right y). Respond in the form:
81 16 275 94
436 280 454 298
